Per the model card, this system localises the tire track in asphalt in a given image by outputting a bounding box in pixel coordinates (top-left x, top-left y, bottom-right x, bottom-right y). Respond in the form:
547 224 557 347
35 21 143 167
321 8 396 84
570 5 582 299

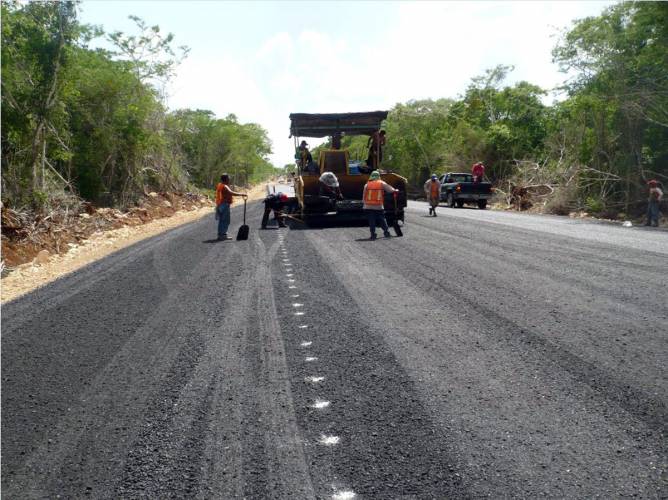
390 214 668 434
303 213 666 498
268 225 465 499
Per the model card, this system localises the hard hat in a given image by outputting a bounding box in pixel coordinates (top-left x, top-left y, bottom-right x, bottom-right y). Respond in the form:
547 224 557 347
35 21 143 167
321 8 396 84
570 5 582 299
369 170 381 180
431 174 437 180
648 179 658 186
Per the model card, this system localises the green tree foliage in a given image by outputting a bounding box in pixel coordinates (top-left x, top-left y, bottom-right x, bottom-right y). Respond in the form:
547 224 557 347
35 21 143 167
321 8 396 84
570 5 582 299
1 2 273 209
551 1 668 212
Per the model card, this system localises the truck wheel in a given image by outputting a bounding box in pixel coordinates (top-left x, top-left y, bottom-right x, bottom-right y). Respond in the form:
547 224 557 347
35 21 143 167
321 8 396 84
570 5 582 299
478 200 487 210
456 200 464 208
447 193 455 208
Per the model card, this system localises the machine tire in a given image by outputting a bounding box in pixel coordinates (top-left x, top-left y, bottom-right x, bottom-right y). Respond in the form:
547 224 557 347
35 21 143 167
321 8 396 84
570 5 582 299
478 199 487 210
456 200 464 208
447 193 455 208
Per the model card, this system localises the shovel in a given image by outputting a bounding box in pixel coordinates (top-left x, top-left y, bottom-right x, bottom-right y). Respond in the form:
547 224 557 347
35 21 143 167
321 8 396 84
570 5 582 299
393 191 403 237
282 213 305 224
236 198 249 240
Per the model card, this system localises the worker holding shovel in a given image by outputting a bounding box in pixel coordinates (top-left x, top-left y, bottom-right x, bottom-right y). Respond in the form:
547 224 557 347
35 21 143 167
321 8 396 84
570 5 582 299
362 170 398 240
215 173 247 241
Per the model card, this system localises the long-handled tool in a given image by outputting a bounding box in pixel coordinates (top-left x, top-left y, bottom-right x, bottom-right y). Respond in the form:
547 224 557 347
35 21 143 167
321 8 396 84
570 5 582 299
282 213 305 224
393 191 403 237
236 198 249 240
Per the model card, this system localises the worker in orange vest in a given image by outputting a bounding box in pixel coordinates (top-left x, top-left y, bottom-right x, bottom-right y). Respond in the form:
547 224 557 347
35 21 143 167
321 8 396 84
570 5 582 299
362 170 398 240
215 173 247 240
424 174 442 216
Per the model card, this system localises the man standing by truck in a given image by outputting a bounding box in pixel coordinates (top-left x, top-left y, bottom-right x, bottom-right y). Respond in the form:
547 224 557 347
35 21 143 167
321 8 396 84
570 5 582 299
424 174 441 216
472 162 485 183
363 170 398 240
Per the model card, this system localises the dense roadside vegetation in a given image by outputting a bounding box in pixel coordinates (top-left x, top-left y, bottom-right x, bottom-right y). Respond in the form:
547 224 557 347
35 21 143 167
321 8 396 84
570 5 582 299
2 1 666 219
324 2 667 217
1 0 275 211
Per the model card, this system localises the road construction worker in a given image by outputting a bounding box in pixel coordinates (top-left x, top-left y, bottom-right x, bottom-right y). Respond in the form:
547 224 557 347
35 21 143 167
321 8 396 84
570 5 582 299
319 171 344 200
424 174 441 216
215 174 247 241
363 170 398 240
296 140 316 174
366 130 386 170
646 179 663 227
472 161 485 183
261 192 288 229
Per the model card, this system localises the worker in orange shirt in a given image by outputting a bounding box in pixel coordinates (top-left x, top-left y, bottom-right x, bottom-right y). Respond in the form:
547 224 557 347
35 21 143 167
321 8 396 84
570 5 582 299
424 174 441 216
362 170 398 240
215 173 247 240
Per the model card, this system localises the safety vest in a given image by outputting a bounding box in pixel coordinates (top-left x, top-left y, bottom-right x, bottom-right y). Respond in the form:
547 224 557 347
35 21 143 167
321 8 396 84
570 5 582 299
430 181 439 198
365 180 384 206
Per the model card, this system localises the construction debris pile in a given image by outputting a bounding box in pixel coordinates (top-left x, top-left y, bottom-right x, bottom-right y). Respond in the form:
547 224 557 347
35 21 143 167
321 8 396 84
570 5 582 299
1 192 212 272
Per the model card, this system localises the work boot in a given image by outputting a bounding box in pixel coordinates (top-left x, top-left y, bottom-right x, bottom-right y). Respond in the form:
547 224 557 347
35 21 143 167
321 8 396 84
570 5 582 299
384 231 391 238
370 233 377 240
429 207 433 216
433 211 437 217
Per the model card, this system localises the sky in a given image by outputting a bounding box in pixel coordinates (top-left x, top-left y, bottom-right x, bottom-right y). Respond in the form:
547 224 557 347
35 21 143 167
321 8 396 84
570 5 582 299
78 1 616 168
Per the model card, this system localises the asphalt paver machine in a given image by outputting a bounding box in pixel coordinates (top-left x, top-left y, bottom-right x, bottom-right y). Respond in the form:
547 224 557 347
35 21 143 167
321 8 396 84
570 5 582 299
289 111 407 227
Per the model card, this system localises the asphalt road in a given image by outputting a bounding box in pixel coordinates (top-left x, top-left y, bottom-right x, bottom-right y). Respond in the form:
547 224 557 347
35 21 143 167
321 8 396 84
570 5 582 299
3 201 667 499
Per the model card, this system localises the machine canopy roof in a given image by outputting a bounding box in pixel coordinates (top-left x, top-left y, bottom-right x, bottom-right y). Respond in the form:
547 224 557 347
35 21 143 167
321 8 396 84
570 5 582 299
289 111 388 138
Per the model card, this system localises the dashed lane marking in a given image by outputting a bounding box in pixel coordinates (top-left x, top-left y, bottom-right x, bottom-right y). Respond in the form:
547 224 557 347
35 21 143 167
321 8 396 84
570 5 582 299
298 324 308 328
318 435 340 445
311 399 331 409
305 376 325 383
295 311 305 316
332 490 356 500
292 303 303 307
300 341 312 347
305 357 318 362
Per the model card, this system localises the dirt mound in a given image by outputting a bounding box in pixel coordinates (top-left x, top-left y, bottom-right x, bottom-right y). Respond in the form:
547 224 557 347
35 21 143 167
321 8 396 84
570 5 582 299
1 192 212 271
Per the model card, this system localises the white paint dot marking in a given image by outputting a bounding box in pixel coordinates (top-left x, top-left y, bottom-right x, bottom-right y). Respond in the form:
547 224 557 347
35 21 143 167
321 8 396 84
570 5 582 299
332 490 356 500
298 324 308 329
305 376 325 383
318 435 340 445
295 312 305 317
305 356 318 362
288 279 296 283
291 294 300 298
311 399 331 409
292 303 303 307
300 341 312 347
288 286 297 289
286 273 294 277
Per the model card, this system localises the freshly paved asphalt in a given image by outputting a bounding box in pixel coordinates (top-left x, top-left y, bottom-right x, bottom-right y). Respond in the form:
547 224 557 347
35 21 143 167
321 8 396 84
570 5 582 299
2 201 667 498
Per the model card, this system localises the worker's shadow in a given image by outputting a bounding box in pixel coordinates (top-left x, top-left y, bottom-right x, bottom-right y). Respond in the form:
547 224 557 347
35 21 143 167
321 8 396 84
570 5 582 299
202 238 223 243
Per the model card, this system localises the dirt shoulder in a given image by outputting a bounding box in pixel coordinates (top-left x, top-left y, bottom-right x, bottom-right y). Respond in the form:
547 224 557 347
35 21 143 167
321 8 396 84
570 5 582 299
1 184 268 303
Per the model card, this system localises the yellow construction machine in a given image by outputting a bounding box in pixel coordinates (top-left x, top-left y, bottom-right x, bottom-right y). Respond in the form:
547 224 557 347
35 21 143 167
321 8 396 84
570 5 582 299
289 111 407 228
